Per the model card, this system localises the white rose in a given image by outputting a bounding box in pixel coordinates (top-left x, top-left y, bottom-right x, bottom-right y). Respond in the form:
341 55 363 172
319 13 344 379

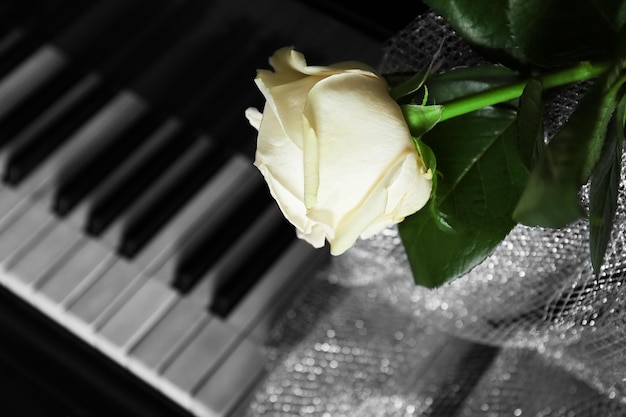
245 46 432 255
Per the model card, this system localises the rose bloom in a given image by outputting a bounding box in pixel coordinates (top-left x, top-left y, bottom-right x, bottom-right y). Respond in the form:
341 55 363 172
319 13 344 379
245 46 432 255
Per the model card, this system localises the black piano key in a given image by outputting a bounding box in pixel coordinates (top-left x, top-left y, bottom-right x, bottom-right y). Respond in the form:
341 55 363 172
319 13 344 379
86 130 196 236
50 0 165 65
209 217 297 318
129 18 243 115
3 80 117 185
173 182 273 293
0 0 88 35
172 28 264 123
0 2 25 37
174 41 268 153
0 1 88 78
208 86 264 157
0 2 30 63
98 0 210 86
52 111 166 216
118 138 231 258
0 26 23 60
170 33 271 153
0 63 87 149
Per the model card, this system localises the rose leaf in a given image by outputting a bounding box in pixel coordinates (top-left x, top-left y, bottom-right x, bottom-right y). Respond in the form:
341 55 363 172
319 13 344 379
508 0 618 67
399 106 528 288
516 78 545 170
422 0 526 68
513 64 626 228
589 95 626 274
590 0 626 31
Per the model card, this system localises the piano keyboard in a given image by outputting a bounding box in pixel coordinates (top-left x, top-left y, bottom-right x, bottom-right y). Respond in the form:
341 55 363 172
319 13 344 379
0 0 384 415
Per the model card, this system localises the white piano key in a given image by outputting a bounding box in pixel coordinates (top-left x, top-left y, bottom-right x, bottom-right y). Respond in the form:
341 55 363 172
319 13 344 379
128 298 210 377
191 337 266 417
15 89 149 198
159 317 241 410
95 278 178 365
228 240 328 343
131 153 256 275
0 199 52 264
0 184 26 222
36 237 113 309
4 217 83 291
63 257 145 342
0 45 66 121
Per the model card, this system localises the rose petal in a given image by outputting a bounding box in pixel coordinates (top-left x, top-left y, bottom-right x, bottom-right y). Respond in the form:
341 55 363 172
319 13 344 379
304 72 418 223
244 107 262 130
254 104 323 245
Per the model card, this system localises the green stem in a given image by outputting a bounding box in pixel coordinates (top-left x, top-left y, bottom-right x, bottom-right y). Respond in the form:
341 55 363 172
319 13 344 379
439 60 625 122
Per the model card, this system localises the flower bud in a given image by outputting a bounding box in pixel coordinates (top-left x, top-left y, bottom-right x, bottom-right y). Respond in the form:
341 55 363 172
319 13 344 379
246 46 432 255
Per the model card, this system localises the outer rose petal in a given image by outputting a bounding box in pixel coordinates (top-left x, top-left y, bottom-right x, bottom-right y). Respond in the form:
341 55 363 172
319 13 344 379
253 103 326 248
258 77 319 150
244 107 262 130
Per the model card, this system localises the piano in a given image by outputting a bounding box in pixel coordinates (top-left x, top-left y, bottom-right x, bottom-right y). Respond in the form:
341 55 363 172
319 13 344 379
0 0 428 416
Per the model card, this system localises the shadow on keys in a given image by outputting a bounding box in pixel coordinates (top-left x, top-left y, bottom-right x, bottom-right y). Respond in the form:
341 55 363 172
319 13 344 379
0 0 430 416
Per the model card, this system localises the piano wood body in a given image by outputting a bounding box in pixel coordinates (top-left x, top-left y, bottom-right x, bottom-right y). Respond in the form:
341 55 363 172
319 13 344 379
0 0 405 415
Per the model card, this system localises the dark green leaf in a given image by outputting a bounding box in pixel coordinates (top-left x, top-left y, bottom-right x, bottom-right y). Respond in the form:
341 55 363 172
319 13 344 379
426 0 621 69
512 156 585 228
399 107 528 288
508 0 618 67
589 95 625 274
590 0 626 31
516 79 545 170
422 0 526 68
513 65 626 228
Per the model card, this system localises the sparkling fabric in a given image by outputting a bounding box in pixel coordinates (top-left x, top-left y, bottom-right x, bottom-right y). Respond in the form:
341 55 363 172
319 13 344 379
248 11 626 417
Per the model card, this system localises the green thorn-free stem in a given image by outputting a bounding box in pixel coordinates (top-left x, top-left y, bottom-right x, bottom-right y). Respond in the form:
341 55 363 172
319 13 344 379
439 60 624 122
